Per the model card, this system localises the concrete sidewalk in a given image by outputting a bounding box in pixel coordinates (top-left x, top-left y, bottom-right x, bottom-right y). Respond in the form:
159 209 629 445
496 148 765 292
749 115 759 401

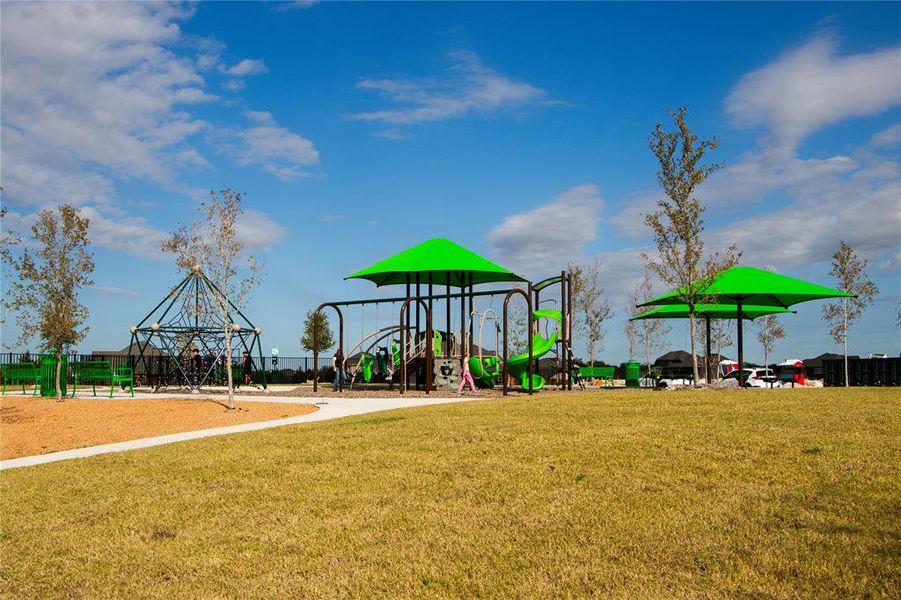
0 394 474 471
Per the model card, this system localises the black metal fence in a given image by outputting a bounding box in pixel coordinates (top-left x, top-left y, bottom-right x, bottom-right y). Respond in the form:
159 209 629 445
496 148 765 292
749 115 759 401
823 357 900 386
0 352 335 387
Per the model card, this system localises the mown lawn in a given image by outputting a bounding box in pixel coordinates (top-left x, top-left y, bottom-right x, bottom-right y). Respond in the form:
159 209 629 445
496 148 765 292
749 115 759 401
1 388 898 598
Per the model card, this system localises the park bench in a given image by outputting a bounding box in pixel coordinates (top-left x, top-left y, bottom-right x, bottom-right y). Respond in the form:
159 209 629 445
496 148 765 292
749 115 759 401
69 361 134 398
579 365 616 387
1 362 39 396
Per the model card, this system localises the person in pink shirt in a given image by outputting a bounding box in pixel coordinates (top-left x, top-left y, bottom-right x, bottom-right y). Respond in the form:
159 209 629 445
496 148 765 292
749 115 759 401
458 356 477 394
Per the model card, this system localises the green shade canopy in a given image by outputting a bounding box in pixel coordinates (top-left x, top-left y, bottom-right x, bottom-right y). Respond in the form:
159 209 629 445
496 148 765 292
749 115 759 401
631 304 795 321
638 266 852 308
345 238 528 287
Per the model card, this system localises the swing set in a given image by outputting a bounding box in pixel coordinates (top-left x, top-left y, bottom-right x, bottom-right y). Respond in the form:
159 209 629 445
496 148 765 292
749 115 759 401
311 271 576 396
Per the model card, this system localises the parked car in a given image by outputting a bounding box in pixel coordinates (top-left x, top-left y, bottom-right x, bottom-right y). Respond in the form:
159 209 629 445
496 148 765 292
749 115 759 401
639 372 693 388
723 368 777 388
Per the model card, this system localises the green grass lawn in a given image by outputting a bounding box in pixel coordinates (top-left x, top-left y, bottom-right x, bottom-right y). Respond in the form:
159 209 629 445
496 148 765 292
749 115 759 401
2 389 899 598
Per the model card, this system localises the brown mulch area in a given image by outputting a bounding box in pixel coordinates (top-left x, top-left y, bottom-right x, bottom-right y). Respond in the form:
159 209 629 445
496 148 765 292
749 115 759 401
0 397 318 460
165 384 563 399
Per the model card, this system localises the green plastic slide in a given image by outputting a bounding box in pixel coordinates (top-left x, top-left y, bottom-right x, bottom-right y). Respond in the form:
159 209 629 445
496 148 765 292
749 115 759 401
470 309 561 391
468 355 501 388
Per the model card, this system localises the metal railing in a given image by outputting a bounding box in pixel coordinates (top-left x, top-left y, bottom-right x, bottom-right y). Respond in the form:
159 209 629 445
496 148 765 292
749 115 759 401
0 352 334 386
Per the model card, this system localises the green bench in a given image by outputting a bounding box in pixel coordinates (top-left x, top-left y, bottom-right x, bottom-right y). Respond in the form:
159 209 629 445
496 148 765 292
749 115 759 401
579 366 616 387
70 361 134 398
1 362 39 396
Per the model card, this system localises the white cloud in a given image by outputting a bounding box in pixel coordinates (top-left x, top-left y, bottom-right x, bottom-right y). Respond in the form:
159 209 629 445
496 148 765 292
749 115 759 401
1 3 314 261
612 32 901 273
276 1 319 11
222 58 268 77
78 206 169 259
870 123 901 147
238 209 288 250
348 50 548 127
699 148 858 206
486 184 603 273
319 214 345 222
223 78 246 91
93 286 139 298
707 145 901 268
235 116 320 180
1 1 213 195
245 110 275 124
726 34 901 150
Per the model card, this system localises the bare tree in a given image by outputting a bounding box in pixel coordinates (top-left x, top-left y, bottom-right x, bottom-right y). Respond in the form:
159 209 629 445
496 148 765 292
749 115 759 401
628 269 671 374
1 205 94 401
821 241 878 387
755 314 785 372
162 189 261 409
569 259 612 366
709 318 733 370
642 106 739 384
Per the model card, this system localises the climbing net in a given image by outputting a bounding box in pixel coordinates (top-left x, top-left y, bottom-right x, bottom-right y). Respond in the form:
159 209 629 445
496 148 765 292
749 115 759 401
127 268 265 390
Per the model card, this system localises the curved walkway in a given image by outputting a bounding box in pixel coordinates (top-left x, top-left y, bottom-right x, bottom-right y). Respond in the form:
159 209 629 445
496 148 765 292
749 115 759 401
0 394 473 471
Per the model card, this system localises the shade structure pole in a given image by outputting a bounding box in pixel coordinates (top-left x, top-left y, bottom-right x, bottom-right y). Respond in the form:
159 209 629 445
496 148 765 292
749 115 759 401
468 273 474 353
459 271 466 370
705 314 712 384
736 296 744 386
527 282 534 395
560 269 566 390
428 274 433 355
415 273 421 345
446 283 451 356
567 271 574 391
415 273 421 390
533 287 540 383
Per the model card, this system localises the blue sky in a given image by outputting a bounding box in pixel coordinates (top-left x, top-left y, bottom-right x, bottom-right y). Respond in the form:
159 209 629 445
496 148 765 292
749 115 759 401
2 1 899 363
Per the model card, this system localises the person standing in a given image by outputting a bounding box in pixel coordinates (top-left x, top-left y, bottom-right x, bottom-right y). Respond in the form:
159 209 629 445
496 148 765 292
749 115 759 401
333 348 344 392
242 351 254 386
458 355 477 394
190 347 202 386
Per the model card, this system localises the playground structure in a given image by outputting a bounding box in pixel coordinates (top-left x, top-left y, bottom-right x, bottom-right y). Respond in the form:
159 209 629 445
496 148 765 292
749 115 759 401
126 268 267 391
312 238 576 395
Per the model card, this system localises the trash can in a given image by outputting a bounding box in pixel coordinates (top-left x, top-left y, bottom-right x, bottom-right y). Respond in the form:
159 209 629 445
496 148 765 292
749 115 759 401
40 352 67 397
625 360 640 388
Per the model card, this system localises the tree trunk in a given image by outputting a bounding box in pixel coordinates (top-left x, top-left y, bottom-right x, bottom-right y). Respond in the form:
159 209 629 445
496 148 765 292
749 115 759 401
843 299 849 388
55 347 63 402
225 329 235 409
645 345 652 378
688 311 699 385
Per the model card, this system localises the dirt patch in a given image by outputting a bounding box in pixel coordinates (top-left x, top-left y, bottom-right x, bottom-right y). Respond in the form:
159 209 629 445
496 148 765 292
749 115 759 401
0 396 317 460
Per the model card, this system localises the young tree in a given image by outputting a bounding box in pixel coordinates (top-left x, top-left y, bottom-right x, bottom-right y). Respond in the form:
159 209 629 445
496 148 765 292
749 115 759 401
569 259 612 366
628 269 671 374
623 309 639 360
506 285 530 356
1 205 94 401
642 106 739 384
755 314 785 373
162 189 261 409
709 318 733 368
300 309 336 353
821 241 879 387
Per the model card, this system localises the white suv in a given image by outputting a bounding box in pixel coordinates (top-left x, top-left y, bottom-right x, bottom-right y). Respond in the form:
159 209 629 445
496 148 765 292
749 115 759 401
724 369 777 388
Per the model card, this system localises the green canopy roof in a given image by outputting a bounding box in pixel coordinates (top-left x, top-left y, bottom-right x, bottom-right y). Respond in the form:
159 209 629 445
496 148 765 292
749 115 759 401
345 238 528 287
638 266 852 308
631 303 795 321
